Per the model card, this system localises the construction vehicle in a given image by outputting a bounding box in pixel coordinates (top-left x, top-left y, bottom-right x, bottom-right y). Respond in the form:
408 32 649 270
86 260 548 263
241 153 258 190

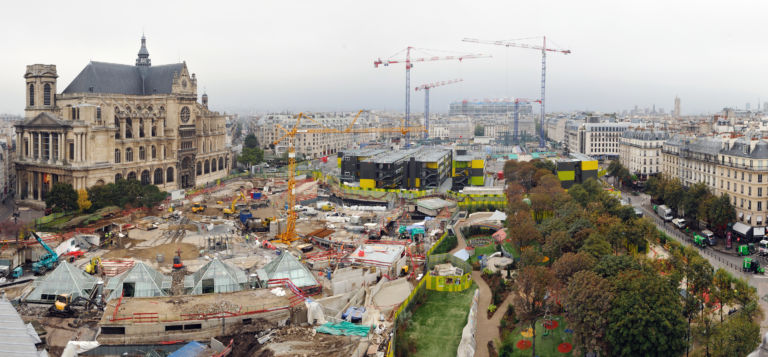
172 248 184 270
48 293 104 317
743 257 765 274
222 192 246 216
655 205 674 221
31 231 58 275
191 202 206 213
321 203 334 212
85 257 101 275
245 217 272 233
692 234 707 248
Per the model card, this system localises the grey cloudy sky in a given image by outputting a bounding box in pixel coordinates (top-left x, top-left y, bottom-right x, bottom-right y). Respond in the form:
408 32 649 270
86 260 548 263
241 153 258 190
1 0 767 116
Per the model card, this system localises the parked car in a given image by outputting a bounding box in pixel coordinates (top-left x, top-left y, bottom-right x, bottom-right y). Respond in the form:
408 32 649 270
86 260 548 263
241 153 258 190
672 218 686 229
701 229 716 246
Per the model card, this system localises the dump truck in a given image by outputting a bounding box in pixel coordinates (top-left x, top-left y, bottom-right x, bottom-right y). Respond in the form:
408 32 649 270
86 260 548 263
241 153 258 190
743 257 765 274
191 203 206 213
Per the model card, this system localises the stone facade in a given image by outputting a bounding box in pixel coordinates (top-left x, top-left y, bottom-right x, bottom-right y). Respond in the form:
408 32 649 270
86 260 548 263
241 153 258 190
16 37 229 206
618 129 667 180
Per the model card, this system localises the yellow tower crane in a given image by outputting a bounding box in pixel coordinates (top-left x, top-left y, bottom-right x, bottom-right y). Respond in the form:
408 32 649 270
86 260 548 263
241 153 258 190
270 111 425 245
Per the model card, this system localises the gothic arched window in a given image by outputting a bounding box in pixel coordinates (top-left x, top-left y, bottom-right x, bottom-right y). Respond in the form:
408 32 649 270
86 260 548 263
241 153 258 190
43 84 51 106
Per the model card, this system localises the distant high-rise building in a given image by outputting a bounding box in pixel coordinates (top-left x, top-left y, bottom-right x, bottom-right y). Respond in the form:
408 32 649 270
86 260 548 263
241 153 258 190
673 96 681 117
763 102 768 112
746 102 751 111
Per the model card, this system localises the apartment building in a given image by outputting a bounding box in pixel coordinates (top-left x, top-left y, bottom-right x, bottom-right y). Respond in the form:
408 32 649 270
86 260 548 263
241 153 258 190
564 121 631 159
619 130 668 180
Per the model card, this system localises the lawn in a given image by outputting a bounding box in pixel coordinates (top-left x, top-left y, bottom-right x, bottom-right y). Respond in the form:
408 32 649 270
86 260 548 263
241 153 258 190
469 244 498 264
500 315 574 357
501 241 521 259
402 284 477 357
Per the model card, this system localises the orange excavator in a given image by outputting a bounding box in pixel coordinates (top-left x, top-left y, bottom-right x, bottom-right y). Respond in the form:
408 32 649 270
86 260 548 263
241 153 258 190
172 248 184 270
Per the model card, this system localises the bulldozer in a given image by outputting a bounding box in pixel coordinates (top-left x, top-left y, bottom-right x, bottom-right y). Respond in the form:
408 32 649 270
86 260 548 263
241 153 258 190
48 293 104 317
191 202 206 213
743 257 765 274
84 257 101 275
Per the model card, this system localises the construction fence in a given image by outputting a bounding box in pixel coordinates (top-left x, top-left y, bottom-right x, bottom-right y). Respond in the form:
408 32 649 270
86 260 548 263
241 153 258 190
424 253 473 292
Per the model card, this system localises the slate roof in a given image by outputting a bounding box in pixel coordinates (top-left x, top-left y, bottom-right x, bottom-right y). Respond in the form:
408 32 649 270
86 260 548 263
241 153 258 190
684 137 722 156
0 296 47 356
721 138 768 159
15 112 72 128
62 61 184 95
621 129 669 141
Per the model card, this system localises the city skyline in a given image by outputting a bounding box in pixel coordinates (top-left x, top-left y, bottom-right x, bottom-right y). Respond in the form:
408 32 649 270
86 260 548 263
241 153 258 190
3 1 768 116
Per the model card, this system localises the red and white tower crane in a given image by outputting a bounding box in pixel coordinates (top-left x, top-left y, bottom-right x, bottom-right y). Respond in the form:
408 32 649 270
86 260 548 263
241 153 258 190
374 47 490 147
415 78 463 139
462 36 571 148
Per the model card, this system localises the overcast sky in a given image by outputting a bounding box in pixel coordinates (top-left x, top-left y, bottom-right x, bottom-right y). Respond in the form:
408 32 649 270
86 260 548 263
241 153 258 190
2 0 767 116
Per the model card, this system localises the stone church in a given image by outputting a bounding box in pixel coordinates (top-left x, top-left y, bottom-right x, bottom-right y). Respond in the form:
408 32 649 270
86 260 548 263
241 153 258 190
16 36 230 206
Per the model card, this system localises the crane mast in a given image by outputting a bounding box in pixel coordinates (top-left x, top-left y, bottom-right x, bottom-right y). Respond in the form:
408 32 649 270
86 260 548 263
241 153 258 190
374 48 489 147
415 79 463 139
462 36 570 148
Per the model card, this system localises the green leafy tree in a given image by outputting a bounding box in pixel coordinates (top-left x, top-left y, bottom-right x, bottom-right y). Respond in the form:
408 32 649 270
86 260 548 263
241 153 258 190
88 179 167 210
565 270 614 355
663 178 684 214
580 232 612 259
709 193 736 233
238 146 264 167
243 133 260 149
511 266 555 357
682 182 709 222
45 183 78 212
474 124 484 136
606 271 687 357
710 314 760 357
592 254 641 278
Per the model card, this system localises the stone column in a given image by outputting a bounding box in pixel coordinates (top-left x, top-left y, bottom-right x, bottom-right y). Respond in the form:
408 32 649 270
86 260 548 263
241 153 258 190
132 119 138 140
120 119 126 139
82 134 87 162
158 118 164 137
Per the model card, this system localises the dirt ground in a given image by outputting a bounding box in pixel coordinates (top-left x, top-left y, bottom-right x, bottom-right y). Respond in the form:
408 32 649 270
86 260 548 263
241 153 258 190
101 242 200 262
218 325 360 357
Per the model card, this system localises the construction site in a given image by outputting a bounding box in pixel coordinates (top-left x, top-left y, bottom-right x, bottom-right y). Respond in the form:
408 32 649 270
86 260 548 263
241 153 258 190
0 151 498 356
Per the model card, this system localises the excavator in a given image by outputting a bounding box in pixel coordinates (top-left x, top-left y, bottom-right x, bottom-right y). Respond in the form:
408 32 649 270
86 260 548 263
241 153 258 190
49 282 105 317
31 231 58 275
222 192 246 216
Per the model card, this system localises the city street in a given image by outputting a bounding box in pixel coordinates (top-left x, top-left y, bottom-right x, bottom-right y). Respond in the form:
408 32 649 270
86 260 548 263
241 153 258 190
628 190 768 333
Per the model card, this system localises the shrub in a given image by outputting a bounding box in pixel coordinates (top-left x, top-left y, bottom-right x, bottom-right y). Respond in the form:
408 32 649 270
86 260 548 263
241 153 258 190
488 304 497 313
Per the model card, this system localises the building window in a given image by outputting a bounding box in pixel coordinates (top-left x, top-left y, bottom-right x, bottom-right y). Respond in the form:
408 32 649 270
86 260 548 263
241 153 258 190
760 187 763 197
114 149 120 163
760 174 763 183
196 162 202 175
29 84 35 106
163 145 166 159
204 160 210 174
166 167 174 182
43 84 51 106
141 170 150 185
151 145 156 159
219 158 223 170
32 134 39 159
52 134 58 160
180 106 191 123
126 148 133 162
125 118 133 138
69 142 74 160
114 117 121 139
154 168 163 184
139 146 146 160
96 107 101 121
41 133 49 160
759 201 763 212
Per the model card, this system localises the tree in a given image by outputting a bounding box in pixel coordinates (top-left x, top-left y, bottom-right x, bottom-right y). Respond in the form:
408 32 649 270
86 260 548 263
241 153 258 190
579 232 612 259
710 314 760 357
88 179 167 210
682 182 709 222
592 254 641 278
45 183 78 212
474 124 484 136
77 188 92 212
507 211 541 250
709 193 736 234
606 271 687 357
552 252 596 283
237 146 264 167
663 178 684 214
243 133 259 149
233 122 243 141
565 270 614 355
511 266 555 357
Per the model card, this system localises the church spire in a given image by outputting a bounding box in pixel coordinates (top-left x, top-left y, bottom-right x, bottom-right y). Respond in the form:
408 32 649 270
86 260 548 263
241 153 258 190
136 34 151 67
